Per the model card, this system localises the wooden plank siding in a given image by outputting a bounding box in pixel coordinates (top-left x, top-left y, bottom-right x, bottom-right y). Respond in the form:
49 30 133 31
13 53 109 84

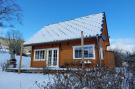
104 51 115 68
30 38 100 68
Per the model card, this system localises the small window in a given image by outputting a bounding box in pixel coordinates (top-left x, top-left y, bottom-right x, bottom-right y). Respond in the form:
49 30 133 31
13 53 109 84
73 45 95 59
34 49 46 61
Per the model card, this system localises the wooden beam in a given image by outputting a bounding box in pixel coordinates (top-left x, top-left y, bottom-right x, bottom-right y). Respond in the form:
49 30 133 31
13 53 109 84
99 38 102 67
96 35 103 67
96 35 100 67
81 31 84 69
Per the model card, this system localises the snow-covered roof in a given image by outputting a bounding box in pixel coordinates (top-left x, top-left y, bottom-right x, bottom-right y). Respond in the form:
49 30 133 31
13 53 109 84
24 13 104 45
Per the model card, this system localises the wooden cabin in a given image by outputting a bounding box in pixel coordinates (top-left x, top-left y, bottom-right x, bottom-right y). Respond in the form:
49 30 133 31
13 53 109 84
24 13 115 68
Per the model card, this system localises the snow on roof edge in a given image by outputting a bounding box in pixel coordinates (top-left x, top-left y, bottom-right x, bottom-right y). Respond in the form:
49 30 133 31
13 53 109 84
23 36 97 46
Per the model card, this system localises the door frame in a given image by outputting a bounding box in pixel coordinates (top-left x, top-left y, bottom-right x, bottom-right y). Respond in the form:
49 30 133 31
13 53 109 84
46 48 59 67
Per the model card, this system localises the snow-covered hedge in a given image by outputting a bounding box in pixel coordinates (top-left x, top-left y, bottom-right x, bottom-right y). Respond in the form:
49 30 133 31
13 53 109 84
35 67 135 89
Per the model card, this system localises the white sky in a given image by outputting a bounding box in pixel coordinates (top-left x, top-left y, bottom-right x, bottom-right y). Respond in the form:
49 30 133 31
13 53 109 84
110 38 135 53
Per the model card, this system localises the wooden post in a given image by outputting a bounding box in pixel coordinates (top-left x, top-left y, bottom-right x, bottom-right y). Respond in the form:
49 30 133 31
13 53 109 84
96 35 100 67
99 38 102 67
81 31 84 69
18 43 23 74
96 35 103 67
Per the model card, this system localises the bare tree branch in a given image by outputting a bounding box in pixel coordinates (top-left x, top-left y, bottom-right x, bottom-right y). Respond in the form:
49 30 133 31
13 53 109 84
6 29 23 59
0 0 22 27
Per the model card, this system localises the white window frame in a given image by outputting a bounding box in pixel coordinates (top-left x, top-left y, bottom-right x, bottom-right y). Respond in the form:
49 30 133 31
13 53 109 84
46 48 59 67
34 49 46 61
72 44 95 59
34 48 59 67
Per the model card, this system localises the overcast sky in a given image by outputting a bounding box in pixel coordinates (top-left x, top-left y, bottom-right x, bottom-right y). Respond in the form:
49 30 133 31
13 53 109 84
3 0 135 52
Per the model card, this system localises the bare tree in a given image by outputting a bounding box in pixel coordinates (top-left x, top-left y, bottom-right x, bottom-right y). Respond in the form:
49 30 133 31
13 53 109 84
0 0 22 27
112 49 127 67
6 29 23 59
126 52 135 72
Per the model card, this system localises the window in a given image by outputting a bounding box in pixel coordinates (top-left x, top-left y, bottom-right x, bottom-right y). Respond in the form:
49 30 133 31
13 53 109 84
73 45 95 59
53 50 58 65
34 49 46 61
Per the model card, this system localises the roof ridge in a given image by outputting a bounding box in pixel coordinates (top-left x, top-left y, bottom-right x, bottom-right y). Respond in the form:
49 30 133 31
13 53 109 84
43 12 104 28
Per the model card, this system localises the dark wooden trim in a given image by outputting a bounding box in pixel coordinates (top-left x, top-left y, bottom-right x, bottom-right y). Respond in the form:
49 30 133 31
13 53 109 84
24 36 97 46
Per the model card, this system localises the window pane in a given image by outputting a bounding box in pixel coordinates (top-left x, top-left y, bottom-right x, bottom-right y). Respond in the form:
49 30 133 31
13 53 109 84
48 50 52 66
75 50 79 58
37 51 40 59
88 54 93 57
84 50 88 57
41 51 43 59
44 50 46 60
53 50 57 65
35 51 38 59
40 51 42 59
74 45 94 59
43 50 45 59
78 50 82 58
35 51 40 59
88 46 94 58
75 47 82 58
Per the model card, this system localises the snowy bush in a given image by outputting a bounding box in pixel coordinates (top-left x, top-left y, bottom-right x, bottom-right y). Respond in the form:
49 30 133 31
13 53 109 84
35 67 135 89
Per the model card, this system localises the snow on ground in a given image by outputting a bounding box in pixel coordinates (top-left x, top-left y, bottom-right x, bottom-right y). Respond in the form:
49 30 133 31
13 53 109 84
0 52 30 68
0 69 53 89
0 53 54 89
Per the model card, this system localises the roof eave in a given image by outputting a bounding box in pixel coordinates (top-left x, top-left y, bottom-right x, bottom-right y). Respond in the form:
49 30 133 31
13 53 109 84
23 36 97 46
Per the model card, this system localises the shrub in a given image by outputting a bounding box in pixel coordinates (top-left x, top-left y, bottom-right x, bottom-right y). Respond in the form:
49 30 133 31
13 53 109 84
35 67 135 89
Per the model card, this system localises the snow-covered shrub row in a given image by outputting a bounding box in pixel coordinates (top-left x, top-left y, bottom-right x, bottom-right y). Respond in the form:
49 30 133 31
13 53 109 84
35 67 135 89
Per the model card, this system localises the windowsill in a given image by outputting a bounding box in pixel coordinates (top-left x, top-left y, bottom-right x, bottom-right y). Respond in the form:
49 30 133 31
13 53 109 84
34 59 46 61
73 58 95 60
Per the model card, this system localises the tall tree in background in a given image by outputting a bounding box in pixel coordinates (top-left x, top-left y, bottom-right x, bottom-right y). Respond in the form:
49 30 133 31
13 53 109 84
6 29 23 59
0 0 22 27
113 49 126 67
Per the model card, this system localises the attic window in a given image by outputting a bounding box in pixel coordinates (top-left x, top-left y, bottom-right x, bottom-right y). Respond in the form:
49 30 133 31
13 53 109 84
73 45 95 59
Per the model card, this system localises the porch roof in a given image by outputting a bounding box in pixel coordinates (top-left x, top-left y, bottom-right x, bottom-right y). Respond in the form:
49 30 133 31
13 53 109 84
24 13 104 46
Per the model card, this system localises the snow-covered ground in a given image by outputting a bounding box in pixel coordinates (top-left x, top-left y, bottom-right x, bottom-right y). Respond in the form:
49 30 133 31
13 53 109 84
0 69 53 89
0 53 54 89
